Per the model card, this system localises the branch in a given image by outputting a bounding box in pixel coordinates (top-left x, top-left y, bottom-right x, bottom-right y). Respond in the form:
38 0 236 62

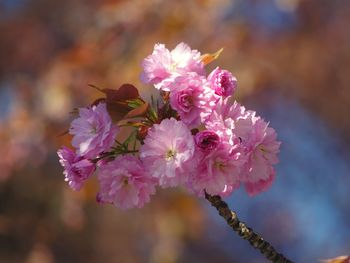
205 192 294 263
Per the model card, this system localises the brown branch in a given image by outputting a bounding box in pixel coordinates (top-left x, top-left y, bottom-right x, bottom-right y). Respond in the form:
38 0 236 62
205 192 294 263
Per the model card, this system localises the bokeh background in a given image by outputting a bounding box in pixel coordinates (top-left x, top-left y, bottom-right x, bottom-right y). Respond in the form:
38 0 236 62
1 0 350 262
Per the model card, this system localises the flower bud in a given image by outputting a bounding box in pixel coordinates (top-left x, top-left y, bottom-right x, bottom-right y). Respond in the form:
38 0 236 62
195 130 220 151
208 67 237 97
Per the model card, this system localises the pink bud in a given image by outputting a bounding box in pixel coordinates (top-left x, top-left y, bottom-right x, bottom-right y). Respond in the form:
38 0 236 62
208 67 237 97
195 130 220 151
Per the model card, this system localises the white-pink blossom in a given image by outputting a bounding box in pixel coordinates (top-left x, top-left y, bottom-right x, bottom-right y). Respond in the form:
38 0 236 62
204 97 280 194
57 146 95 191
204 97 248 145
97 155 156 209
140 118 195 188
244 172 275 196
140 42 205 91
70 103 119 159
58 42 283 204
238 117 281 189
188 142 244 197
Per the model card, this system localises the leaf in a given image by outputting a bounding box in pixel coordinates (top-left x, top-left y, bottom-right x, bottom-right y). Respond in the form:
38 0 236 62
126 98 145 109
89 83 141 122
122 129 137 148
124 121 145 128
148 106 158 122
57 130 69 137
106 101 131 122
320 256 350 263
88 84 103 91
200 48 224 65
89 83 139 104
104 83 139 102
124 102 149 119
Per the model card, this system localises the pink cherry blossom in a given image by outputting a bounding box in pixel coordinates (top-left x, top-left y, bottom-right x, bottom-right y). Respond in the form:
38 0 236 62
207 67 237 97
96 155 156 209
57 146 95 191
58 42 283 205
70 103 119 159
244 172 275 196
140 42 205 91
169 73 216 128
238 117 281 188
204 97 280 194
140 118 195 188
231 109 260 141
204 97 248 145
188 143 243 197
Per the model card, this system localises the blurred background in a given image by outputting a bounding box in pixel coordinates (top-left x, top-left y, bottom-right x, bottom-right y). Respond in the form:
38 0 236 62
0 0 350 262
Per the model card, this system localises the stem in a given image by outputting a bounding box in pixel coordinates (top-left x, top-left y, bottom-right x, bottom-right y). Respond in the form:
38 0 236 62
205 192 294 263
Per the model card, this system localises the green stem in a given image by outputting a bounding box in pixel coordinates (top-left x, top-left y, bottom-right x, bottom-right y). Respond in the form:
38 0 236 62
205 192 294 263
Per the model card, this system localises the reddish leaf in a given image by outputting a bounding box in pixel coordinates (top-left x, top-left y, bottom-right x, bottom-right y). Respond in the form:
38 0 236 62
90 83 140 122
104 83 139 102
106 101 131 122
89 83 139 102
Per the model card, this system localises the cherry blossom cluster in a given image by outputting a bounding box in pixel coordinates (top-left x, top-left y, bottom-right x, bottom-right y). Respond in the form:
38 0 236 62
57 42 281 209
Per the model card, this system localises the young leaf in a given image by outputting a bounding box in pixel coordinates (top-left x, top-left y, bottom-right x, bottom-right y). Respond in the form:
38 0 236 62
200 48 224 65
320 256 350 263
126 98 145 109
124 102 149 119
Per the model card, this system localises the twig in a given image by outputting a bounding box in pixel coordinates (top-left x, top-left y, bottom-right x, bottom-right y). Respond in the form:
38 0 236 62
205 192 294 263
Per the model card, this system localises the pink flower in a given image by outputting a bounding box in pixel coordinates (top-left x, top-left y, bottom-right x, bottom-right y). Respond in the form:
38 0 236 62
194 130 220 152
207 67 237 97
57 146 95 191
244 172 275 196
70 103 119 159
140 43 205 91
204 97 248 145
231 110 260 141
204 97 280 195
96 155 156 209
140 118 195 188
169 73 216 128
238 117 281 188
188 143 243 197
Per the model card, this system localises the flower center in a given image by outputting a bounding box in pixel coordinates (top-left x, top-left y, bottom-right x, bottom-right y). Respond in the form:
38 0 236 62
90 123 98 135
214 160 226 171
72 167 84 178
178 92 193 110
165 149 176 161
122 177 129 186
257 144 270 159
170 62 178 71
258 145 267 152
